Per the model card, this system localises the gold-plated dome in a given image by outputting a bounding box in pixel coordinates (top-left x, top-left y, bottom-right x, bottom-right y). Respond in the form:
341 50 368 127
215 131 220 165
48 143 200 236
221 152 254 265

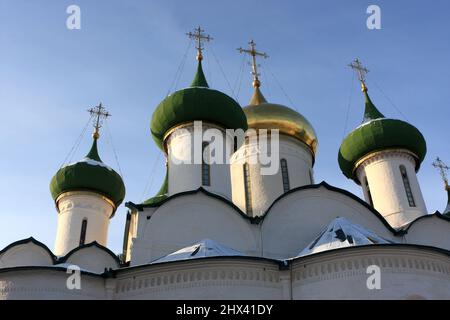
243 87 318 156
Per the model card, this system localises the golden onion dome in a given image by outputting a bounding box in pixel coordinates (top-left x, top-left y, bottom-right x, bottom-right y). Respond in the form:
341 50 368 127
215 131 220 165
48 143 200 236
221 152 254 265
243 87 318 157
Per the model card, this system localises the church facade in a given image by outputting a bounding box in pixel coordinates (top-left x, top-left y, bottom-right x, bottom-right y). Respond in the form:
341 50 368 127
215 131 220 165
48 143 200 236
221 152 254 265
1 29 450 300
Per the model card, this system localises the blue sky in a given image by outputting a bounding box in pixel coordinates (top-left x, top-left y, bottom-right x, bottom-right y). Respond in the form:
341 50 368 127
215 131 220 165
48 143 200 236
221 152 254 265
1 0 449 254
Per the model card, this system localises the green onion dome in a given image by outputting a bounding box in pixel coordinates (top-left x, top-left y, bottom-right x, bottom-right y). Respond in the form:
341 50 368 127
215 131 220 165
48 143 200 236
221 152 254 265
50 139 126 209
150 60 248 150
338 90 427 182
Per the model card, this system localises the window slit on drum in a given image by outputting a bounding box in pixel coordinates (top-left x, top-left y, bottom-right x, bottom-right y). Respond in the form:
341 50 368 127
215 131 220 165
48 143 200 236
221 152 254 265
202 142 210 186
243 163 252 215
79 219 88 246
280 159 290 192
400 165 416 207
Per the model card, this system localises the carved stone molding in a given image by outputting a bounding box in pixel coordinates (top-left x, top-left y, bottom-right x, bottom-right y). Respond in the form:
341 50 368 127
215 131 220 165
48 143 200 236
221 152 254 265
356 149 417 174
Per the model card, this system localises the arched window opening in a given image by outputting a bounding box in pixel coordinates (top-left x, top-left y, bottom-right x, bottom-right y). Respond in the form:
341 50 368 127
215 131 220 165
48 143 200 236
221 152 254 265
243 163 252 215
202 142 210 186
79 219 88 246
400 165 416 207
280 159 290 192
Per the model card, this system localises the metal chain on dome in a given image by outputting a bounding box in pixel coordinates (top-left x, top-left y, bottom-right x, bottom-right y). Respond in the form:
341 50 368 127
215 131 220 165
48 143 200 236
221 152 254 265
104 119 124 179
209 45 238 101
370 78 409 122
342 71 356 139
167 39 193 96
232 52 247 102
264 62 300 113
139 152 162 202
142 38 193 203
60 114 94 168
204 46 213 86
260 60 272 100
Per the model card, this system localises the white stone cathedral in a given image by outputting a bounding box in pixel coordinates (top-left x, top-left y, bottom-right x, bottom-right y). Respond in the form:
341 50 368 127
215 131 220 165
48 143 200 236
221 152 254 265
1 31 450 300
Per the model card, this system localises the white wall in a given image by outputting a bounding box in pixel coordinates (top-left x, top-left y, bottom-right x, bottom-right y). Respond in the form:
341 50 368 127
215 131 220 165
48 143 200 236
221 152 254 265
63 245 119 274
130 192 260 266
0 241 53 269
114 259 283 300
129 186 399 264
231 134 314 216
0 269 106 300
292 246 450 299
260 185 396 259
54 191 114 256
3 246 448 300
129 186 450 264
166 122 233 200
356 149 427 229
403 216 450 251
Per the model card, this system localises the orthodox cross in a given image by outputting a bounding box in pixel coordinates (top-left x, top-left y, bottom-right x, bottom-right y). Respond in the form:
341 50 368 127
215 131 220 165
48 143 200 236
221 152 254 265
88 102 111 140
186 26 213 61
349 58 370 92
432 157 450 190
237 40 269 88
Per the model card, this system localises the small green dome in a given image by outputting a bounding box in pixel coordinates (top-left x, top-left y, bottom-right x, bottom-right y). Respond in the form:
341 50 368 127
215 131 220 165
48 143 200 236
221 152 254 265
150 61 248 150
50 139 126 208
338 91 427 181
142 168 168 206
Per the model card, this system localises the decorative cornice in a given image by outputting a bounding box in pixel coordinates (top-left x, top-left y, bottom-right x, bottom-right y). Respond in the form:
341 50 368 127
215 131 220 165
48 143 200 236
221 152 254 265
74 245 450 297
56 190 116 217
162 121 230 154
356 148 417 170
353 148 419 184
231 133 313 166
114 263 281 297
1 243 450 301
290 244 450 288
0 265 103 277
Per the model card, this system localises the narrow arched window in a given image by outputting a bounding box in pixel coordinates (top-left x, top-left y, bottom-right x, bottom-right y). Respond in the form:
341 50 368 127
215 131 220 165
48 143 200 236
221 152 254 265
202 142 210 186
400 165 416 207
364 177 373 206
243 163 252 215
280 159 290 192
79 219 87 246
233 136 238 153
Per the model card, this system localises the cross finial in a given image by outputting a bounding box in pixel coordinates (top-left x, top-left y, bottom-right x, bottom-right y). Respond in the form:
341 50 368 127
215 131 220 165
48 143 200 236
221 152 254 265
186 26 213 61
237 40 269 88
432 157 450 190
349 58 370 92
87 102 111 140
